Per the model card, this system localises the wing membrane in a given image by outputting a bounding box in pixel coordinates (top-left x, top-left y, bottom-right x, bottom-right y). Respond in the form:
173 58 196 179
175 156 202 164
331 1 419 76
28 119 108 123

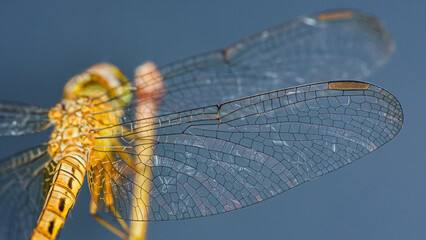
90 81 403 221
95 10 393 123
0 145 56 239
0 101 51 136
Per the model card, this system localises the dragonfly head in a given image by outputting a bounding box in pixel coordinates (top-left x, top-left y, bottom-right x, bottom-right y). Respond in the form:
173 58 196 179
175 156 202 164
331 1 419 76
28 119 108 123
63 63 132 107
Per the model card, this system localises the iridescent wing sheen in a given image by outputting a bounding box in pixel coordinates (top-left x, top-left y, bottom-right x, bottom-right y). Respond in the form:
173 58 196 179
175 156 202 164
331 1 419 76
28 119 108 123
0 101 51 136
90 81 403 221
0 145 56 239
97 10 394 122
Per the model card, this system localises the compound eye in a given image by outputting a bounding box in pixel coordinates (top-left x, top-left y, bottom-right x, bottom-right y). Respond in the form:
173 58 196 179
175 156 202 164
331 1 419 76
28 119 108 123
63 63 132 107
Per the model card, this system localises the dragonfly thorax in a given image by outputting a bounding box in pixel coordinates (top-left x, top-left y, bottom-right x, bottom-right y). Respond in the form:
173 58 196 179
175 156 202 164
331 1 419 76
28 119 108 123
47 97 98 161
46 63 133 162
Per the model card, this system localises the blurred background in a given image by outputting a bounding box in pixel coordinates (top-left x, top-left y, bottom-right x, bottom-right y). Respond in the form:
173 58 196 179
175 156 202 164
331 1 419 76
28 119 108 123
0 0 424 239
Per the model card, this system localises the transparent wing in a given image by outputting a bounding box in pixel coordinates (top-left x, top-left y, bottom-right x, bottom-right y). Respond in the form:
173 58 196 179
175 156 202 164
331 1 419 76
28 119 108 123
0 145 56 239
96 9 394 122
90 81 403 221
0 101 51 136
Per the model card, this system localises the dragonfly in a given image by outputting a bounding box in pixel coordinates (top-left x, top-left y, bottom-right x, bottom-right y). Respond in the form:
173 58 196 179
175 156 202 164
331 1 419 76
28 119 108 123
0 9 403 240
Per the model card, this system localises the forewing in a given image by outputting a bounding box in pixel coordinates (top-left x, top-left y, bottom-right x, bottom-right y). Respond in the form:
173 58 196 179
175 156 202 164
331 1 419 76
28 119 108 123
0 101 51 136
106 9 393 123
91 81 403 221
0 145 56 239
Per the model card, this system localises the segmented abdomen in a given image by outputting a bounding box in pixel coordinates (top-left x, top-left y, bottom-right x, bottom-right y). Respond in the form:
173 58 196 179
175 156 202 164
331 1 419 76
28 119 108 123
31 154 86 240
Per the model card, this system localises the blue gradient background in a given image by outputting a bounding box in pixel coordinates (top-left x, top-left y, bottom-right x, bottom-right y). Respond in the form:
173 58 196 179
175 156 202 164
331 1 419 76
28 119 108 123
0 1 424 240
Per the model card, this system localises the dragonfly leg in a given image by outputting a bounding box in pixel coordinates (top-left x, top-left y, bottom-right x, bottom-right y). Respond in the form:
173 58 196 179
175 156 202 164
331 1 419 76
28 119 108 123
90 198 129 239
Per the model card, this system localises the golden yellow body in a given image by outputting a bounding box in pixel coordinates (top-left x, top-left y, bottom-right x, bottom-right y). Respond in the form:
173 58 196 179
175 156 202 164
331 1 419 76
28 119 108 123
30 63 146 240
31 97 92 240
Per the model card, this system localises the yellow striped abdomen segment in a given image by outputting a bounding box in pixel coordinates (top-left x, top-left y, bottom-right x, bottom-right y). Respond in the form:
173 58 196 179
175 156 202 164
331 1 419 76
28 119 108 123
31 155 86 240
